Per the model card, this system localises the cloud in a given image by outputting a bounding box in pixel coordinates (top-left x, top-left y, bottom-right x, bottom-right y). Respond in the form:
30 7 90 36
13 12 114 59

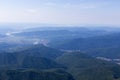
44 2 57 6
43 2 97 9
0 0 120 26
26 9 37 13
65 3 96 9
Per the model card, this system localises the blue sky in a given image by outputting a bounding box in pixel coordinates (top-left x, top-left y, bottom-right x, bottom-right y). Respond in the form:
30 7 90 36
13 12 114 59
0 0 120 26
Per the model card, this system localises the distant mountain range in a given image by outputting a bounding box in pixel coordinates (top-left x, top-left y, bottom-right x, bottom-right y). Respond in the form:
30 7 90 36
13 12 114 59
85 46 120 59
0 27 120 80
57 52 120 80
0 44 119 80
52 33 120 50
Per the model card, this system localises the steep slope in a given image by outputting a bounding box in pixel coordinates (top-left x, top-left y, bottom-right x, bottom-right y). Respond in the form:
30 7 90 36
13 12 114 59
0 53 18 67
0 45 64 69
57 52 120 80
21 56 64 69
85 46 120 59
53 33 120 50
0 69 75 80
14 44 63 60
0 53 64 70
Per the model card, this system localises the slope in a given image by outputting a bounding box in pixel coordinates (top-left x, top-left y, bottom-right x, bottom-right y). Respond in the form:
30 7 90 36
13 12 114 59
53 33 120 51
0 69 75 80
57 52 120 80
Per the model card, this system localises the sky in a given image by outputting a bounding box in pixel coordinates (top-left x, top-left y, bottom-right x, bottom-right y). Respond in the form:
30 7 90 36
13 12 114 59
0 0 120 26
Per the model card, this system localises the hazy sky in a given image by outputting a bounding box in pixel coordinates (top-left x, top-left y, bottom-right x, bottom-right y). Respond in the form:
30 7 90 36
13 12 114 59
0 0 120 26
